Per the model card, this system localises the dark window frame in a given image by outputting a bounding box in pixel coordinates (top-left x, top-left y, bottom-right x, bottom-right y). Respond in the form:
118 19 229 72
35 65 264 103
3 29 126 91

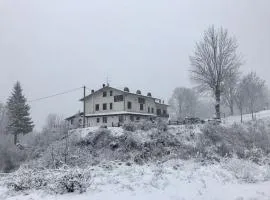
127 101 132 109
97 118 100 123
103 103 107 110
95 104 99 111
140 104 144 111
114 95 124 102
103 91 107 97
110 91 113 96
110 103 113 110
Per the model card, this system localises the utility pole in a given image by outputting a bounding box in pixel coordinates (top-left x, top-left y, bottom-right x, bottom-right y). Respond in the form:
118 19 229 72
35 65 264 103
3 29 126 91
83 86 86 128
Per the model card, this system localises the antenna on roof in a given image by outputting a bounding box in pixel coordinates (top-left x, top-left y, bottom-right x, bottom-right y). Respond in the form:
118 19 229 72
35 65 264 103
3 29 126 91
106 75 111 86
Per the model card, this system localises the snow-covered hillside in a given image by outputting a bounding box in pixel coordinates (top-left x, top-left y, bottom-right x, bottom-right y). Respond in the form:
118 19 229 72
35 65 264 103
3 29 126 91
1 117 270 200
224 110 270 124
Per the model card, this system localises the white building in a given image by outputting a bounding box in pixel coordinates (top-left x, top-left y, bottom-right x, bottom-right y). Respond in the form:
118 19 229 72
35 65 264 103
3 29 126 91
66 84 169 127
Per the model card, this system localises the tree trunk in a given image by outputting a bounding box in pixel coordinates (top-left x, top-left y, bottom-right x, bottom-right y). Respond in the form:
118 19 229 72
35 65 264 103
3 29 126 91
230 99 234 116
240 108 243 123
215 87 221 119
13 133 17 145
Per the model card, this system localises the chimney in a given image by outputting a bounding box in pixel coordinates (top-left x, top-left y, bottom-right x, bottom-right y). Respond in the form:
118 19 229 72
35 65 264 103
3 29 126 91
91 90 94 94
102 84 105 88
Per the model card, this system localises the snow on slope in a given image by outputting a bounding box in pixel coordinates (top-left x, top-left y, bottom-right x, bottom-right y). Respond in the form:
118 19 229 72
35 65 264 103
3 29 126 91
223 110 270 125
1 159 270 200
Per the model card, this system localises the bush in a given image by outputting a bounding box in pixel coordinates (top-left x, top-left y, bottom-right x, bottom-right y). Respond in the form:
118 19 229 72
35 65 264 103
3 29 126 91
0 134 27 172
53 168 91 194
122 121 154 132
6 167 91 194
223 158 270 183
196 121 270 162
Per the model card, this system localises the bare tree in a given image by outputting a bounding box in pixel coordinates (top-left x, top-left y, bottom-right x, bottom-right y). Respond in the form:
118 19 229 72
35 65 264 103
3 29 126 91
222 69 240 116
234 80 247 123
169 87 198 120
241 72 266 120
190 26 241 119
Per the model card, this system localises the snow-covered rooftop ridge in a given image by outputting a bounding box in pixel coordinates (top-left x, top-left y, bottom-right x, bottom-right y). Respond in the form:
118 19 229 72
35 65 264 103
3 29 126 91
85 111 157 117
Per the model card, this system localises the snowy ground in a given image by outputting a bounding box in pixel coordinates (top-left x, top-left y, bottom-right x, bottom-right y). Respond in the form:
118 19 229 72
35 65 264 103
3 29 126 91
1 159 270 200
223 110 270 125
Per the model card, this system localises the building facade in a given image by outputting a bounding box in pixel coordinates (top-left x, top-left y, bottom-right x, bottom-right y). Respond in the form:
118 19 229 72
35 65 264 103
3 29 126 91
67 84 169 127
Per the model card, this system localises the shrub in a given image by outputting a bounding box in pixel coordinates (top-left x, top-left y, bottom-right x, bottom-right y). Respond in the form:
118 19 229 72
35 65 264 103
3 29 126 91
6 167 91 194
0 134 27 172
53 168 91 194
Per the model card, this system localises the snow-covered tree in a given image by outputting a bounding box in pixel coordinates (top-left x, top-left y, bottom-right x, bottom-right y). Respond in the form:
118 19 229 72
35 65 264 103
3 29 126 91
241 72 266 120
169 87 198 120
190 26 242 119
222 69 240 116
6 81 34 144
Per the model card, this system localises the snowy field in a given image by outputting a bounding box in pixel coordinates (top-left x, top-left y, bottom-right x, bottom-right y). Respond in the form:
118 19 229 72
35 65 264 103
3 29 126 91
1 158 270 200
223 110 270 125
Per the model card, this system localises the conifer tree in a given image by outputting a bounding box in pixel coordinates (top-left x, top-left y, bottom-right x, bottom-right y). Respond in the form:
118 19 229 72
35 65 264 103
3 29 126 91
7 81 34 144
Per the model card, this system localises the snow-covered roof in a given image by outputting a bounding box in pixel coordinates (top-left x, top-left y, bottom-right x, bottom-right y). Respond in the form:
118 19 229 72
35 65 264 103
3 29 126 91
85 111 157 117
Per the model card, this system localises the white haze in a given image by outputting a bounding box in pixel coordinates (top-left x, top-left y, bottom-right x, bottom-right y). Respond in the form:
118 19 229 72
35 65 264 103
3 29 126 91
0 0 269 130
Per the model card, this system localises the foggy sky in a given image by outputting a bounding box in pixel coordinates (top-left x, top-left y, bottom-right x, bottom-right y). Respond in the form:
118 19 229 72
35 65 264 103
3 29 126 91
0 0 270 130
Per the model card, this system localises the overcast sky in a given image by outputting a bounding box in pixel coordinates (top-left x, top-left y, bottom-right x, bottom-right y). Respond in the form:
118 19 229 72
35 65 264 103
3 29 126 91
0 0 270 130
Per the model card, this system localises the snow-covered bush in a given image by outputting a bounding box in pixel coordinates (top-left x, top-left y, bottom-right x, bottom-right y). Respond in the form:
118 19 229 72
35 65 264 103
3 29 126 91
52 168 91 194
6 167 48 191
122 121 154 132
197 121 270 162
6 167 91 194
0 134 27 172
223 158 270 183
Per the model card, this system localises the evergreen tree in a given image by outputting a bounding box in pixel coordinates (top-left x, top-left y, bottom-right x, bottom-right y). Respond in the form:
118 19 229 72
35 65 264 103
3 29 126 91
7 81 34 144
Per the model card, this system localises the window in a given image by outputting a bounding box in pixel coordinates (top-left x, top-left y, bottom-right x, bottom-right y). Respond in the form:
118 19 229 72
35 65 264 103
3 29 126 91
103 91 107 97
97 118 100 123
148 107 150 113
103 103 107 110
103 116 107 123
110 91 113 96
138 97 145 104
140 104 144 110
119 115 124 123
151 108 154 113
114 95 123 102
130 115 134 121
110 103 113 110
163 110 167 115
136 116 140 121
157 109 161 116
127 101 132 109
95 104 99 111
